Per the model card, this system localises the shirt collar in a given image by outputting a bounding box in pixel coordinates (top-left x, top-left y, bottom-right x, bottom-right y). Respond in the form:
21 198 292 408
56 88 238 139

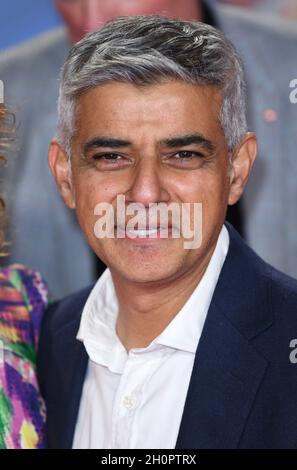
153 224 229 353
77 224 229 368
76 268 125 371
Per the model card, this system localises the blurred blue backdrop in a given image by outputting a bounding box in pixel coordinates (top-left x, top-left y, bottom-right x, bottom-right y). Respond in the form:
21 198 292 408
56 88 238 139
0 1 289 52
0 0 62 51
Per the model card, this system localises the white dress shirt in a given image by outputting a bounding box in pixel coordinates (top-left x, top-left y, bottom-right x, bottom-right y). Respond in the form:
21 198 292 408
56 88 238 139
73 225 229 449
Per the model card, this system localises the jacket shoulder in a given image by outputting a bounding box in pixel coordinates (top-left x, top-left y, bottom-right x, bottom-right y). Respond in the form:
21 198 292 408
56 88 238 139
0 27 68 69
42 284 94 336
216 3 297 39
270 266 297 324
0 27 68 102
37 285 93 399
223 223 297 338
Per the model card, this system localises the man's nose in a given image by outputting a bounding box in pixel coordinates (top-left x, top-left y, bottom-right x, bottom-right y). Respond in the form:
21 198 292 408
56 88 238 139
126 160 170 207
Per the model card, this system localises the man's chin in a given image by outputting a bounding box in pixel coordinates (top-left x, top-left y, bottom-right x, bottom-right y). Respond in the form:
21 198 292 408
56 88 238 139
109 258 186 286
92 240 187 282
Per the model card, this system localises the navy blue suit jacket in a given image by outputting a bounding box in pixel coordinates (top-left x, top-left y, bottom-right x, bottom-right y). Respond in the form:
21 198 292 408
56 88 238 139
37 223 297 448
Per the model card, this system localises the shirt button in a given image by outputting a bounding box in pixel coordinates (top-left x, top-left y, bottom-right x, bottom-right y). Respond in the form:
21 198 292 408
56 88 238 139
122 395 137 409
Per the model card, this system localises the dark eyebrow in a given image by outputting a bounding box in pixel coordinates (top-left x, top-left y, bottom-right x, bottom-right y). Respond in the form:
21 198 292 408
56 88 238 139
83 137 132 154
83 133 216 154
160 134 216 153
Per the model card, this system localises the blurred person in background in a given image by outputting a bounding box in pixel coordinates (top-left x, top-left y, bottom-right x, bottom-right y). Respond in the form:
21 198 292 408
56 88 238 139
0 103 47 449
0 0 296 300
218 0 297 21
281 0 297 20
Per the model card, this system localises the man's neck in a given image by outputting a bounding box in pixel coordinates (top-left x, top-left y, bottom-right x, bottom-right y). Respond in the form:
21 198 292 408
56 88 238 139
112 244 216 352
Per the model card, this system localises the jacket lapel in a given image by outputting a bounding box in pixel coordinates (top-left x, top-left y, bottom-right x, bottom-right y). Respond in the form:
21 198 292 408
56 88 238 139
47 312 89 449
175 223 273 448
175 302 268 448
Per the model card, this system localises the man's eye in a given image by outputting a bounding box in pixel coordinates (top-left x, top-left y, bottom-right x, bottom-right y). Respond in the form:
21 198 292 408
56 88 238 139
88 152 131 170
173 151 202 159
164 150 206 169
93 153 122 161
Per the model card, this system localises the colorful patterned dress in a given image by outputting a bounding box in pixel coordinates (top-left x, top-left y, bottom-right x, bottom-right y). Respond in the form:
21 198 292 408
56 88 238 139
0 265 48 449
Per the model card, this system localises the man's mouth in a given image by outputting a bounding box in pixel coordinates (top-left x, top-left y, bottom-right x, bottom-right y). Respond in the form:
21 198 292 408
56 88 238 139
115 225 173 239
126 228 160 237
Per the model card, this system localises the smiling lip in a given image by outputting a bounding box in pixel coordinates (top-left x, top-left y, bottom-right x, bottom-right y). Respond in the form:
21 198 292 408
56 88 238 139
115 226 173 241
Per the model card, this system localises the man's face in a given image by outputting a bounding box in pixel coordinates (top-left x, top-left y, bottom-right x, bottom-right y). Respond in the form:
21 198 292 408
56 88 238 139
50 81 256 285
50 81 254 282
55 0 200 42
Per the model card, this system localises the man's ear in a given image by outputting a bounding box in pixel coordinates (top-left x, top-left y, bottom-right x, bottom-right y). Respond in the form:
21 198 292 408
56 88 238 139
48 139 76 209
228 132 257 206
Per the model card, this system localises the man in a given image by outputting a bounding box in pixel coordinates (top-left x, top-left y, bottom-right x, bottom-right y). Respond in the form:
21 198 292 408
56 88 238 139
38 16 297 449
1 1 296 300
0 0 213 301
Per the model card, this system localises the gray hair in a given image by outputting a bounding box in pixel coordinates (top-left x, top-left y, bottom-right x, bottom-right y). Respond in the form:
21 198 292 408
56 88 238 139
57 15 247 156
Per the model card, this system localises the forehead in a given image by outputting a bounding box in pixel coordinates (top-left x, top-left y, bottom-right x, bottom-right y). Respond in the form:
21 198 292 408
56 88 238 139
74 81 223 143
